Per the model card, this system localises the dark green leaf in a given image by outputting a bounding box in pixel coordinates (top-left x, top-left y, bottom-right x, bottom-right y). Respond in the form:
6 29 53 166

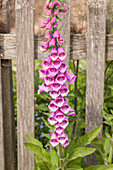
26 135 43 148
50 150 58 167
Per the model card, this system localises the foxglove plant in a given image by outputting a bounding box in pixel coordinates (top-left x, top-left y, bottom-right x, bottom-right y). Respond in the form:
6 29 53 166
38 0 76 148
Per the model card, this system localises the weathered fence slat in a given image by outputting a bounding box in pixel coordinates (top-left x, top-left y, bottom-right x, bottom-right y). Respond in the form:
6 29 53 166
85 0 106 165
0 0 15 169
16 0 35 169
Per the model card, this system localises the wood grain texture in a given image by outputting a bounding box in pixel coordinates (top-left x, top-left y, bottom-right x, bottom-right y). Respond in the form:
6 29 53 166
16 0 35 169
1 33 113 60
0 0 15 169
85 0 106 165
0 60 5 170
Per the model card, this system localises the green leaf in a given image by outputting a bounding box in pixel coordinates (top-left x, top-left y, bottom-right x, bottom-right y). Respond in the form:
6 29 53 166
66 140 76 154
84 164 113 170
36 104 49 111
75 126 102 147
50 150 58 167
42 118 54 131
68 164 83 170
43 133 51 140
26 135 43 148
68 147 96 161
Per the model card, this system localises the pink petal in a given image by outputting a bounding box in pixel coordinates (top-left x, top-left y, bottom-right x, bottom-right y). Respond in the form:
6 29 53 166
56 72 67 85
50 90 60 99
64 72 76 84
55 96 64 107
55 110 65 123
60 84 69 97
44 76 54 85
59 61 67 73
53 59 61 69
48 100 58 112
60 101 70 114
42 56 52 69
67 112 76 117
48 113 57 125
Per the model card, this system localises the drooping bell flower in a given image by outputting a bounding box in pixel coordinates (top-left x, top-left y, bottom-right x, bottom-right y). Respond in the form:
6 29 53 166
58 46 66 60
54 9 59 15
56 72 67 85
51 16 56 23
64 72 77 84
45 32 51 40
60 84 69 97
56 2 61 8
40 23 46 28
48 113 57 125
58 35 64 43
67 112 76 117
53 22 58 28
60 117 69 129
40 41 49 51
43 18 49 24
44 75 54 85
50 47 58 61
41 83 51 92
49 38 56 46
59 61 67 73
53 0 57 5
39 69 48 79
51 82 62 91
55 123 64 134
48 100 58 112
60 8 68 13
58 132 68 145
45 0 49 9
49 66 58 76
38 85 45 94
62 140 70 148
46 22 52 30
49 2 54 8
47 10 52 16
55 96 64 107
42 56 51 69
53 30 59 38
55 110 66 123
53 59 61 69
60 101 70 114
50 90 60 99
50 133 59 147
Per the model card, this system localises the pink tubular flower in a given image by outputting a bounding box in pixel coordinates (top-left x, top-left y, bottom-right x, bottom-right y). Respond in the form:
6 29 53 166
46 22 52 30
56 2 61 8
44 75 54 85
54 22 58 28
54 9 59 15
60 8 68 13
58 35 64 43
51 82 62 91
47 10 52 16
40 23 46 28
45 1 49 9
58 46 66 60
60 101 70 114
58 132 68 145
55 110 65 123
43 18 49 24
48 100 58 112
40 41 49 51
60 84 69 97
49 66 58 76
39 69 48 79
55 123 64 134
53 0 57 5
50 90 60 99
42 56 52 69
60 117 69 129
62 140 70 147
45 32 51 40
49 38 56 46
41 83 51 92
67 112 76 117
50 47 58 61
50 133 59 147
48 113 57 125
55 96 64 107
56 72 67 85
53 59 61 69
64 72 77 84
53 30 59 38
51 16 56 23
49 2 54 8
38 85 45 94
59 61 67 73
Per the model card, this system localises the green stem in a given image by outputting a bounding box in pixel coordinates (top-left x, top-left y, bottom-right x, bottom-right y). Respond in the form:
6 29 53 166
108 129 113 164
58 144 64 170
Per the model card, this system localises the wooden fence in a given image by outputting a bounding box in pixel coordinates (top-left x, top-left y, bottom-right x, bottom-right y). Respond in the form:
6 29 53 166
0 0 113 169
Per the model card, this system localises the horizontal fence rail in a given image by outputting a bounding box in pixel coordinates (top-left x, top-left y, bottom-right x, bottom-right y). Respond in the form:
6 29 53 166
0 33 113 60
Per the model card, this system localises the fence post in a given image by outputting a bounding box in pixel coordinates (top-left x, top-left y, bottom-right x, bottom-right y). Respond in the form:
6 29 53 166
16 0 35 169
85 0 106 165
0 1 15 169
